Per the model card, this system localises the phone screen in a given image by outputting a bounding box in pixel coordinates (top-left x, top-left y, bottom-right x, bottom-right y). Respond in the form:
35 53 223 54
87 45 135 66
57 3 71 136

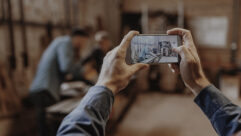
126 35 181 64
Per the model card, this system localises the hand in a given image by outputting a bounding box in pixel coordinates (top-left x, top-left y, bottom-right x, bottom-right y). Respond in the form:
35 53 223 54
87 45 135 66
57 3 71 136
96 31 149 95
167 28 210 96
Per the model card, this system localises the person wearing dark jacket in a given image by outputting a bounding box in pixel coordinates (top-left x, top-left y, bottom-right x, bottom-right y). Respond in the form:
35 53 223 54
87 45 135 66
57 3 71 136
57 29 241 136
81 31 112 73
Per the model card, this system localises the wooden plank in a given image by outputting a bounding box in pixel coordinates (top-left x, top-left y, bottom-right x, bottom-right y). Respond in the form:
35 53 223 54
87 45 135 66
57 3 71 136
46 97 83 115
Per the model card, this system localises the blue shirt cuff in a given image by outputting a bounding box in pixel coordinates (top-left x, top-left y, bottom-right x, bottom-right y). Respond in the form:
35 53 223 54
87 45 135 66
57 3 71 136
194 85 231 119
76 85 114 118
57 85 114 135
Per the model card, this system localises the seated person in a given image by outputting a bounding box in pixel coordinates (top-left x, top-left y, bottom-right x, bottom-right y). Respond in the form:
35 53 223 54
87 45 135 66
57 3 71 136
57 29 241 136
81 31 112 73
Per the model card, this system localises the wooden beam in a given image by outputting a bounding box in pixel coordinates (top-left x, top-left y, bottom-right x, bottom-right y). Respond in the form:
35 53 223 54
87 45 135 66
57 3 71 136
0 19 71 29
6 0 16 71
19 0 28 67
230 0 240 64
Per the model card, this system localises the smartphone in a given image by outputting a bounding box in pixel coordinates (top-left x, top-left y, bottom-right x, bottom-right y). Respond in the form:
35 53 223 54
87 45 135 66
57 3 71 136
126 34 181 64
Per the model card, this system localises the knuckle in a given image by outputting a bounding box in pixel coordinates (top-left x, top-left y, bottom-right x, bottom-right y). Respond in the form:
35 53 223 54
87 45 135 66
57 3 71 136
129 30 135 33
185 30 191 35
186 58 195 65
106 51 111 56
125 35 131 42
187 30 193 37
115 52 122 59
103 55 108 61
186 59 191 64
180 46 187 52
123 34 128 40
187 47 192 52
103 51 113 61
129 30 137 34
106 51 112 57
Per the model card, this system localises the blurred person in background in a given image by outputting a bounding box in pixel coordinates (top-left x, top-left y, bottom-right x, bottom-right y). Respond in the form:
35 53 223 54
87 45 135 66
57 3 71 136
29 28 89 136
81 31 112 73
57 29 241 136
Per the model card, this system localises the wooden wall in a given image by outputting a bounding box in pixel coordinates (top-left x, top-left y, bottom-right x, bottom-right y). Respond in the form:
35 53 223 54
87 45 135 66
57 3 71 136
0 0 121 98
0 0 240 97
123 0 241 83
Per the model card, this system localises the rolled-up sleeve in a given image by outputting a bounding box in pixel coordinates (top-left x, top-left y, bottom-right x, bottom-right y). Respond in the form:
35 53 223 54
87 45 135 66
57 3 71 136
57 86 114 136
195 85 241 136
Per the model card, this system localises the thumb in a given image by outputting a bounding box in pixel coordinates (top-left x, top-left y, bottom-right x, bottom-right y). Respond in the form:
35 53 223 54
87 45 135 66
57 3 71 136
172 46 182 53
129 63 149 75
172 46 187 59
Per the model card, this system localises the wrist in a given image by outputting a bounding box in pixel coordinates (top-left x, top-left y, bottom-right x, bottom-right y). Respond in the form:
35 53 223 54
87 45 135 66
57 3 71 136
190 77 210 96
95 81 118 95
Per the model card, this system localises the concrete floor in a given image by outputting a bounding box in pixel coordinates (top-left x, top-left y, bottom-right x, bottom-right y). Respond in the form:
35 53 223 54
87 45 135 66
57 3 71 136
115 93 219 136
1 92 241 136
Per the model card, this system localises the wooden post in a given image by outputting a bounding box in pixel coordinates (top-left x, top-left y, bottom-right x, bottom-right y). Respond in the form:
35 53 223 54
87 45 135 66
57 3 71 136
230 0 240 65
0 65 21 117
7 0 16 71
177 0 184 28
19 0 29 67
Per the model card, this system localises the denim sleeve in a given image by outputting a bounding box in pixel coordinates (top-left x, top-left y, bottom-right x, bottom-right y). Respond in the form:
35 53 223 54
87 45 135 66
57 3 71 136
194 85 241 136
57 86 114 136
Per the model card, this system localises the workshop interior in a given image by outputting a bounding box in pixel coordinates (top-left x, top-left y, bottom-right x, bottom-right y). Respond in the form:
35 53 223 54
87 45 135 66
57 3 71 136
0 0 241 136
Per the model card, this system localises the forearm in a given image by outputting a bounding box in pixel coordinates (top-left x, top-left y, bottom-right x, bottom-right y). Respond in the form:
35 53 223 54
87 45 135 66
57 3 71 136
195 85 241 136
57 86 114 136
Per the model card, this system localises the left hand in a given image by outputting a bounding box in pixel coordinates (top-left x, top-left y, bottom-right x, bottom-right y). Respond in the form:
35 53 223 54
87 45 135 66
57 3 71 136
96 31 149 95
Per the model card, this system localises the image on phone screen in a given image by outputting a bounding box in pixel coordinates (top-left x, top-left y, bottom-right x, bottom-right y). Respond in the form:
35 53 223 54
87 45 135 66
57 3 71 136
126 35 181 64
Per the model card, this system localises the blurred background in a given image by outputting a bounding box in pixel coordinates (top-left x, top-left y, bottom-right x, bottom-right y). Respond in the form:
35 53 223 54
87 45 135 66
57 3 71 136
0 0 241 136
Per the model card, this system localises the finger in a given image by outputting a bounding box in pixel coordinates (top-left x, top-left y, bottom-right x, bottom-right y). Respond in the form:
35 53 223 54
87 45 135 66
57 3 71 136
119 31 139 55
167 28 193 47
105 50 112 57
168 64 180 74
168 64 175 73
172 46 188 59
103 47 115 60
168 63 179 71
167 28 189 35
129 63 149 75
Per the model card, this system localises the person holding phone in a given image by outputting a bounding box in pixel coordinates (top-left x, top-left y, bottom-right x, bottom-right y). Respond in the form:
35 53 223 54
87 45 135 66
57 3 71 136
57 29 241 136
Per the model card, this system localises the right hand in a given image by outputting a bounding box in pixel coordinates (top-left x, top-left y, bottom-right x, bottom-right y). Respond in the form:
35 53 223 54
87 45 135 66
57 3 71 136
167 28 210 96
96 31 149 95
